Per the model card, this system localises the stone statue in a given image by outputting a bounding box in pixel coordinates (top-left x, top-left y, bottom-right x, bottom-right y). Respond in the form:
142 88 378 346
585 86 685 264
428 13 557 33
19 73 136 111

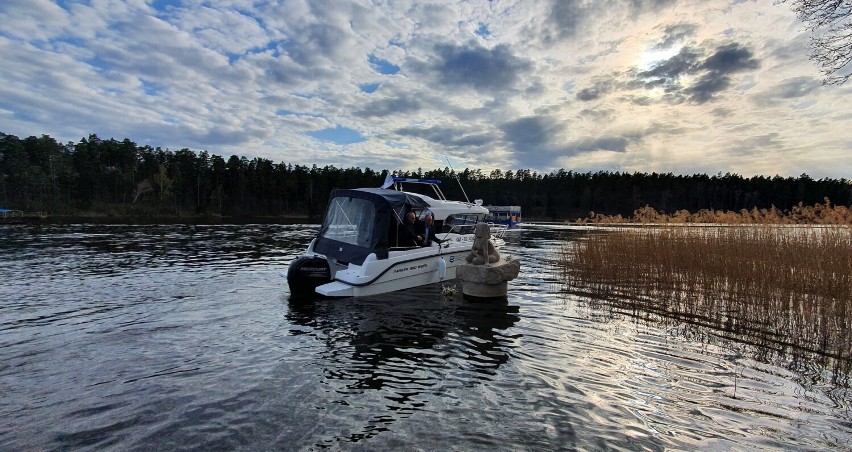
457 222 520 299
465 222 500 265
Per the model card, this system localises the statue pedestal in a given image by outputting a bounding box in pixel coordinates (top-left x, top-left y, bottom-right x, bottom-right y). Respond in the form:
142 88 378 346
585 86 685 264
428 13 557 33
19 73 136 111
457 259 521 300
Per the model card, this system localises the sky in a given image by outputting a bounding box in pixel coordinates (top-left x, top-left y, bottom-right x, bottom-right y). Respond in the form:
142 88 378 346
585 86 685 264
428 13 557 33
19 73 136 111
1 0 850 179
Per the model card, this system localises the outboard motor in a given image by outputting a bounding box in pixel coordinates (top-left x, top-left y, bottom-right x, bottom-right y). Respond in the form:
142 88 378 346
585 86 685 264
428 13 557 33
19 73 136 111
287 255 332 298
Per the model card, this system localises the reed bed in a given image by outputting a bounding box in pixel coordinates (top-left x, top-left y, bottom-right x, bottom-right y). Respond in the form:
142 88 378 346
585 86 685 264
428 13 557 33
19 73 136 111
561 225 852 385
578 198 852 225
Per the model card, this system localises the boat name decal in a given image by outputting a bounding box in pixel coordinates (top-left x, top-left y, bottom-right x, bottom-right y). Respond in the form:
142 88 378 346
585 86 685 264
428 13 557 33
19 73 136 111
393 263 429 274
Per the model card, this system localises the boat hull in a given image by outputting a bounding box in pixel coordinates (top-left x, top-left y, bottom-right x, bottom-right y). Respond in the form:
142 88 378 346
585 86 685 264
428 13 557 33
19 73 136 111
314 247 470 298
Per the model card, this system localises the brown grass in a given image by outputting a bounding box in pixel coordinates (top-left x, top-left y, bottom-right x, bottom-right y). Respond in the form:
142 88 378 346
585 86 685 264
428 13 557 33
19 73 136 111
577 198 852 225
560 225 852 385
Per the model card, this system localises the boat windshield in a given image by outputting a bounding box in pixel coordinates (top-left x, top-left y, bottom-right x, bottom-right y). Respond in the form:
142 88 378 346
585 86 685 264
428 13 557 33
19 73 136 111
443 213 486 234
320 196 378 247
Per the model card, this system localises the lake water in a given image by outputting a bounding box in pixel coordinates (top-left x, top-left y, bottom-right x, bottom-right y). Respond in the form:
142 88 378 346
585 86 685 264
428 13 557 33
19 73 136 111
1 223 850 450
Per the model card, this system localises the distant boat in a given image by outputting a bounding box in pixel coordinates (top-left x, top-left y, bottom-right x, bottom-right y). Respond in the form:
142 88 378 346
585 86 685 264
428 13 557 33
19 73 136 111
485 205 522 229
0 209 46 224
0 208 22 218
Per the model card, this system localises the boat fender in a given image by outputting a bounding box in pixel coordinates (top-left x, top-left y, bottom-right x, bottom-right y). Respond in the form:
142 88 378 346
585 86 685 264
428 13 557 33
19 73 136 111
438 257 447 280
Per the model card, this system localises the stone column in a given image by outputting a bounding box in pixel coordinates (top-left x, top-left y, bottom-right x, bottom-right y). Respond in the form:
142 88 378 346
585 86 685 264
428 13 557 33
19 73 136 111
456 223 521 300
457 259 521 299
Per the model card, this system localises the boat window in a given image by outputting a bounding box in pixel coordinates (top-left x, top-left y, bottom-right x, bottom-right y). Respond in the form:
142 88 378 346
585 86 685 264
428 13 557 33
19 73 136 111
320 196 377 247
449 213 485 225
444 213 486 233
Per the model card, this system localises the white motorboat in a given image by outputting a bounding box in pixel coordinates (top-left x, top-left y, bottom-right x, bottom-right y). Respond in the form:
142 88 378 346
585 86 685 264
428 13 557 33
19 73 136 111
287 177 506 298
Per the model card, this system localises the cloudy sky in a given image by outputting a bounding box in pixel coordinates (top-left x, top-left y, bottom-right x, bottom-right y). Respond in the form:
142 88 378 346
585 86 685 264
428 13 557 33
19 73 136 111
1 0 849 178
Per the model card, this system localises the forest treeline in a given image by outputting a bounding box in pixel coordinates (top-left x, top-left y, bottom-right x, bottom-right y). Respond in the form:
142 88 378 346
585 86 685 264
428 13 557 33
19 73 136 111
1 132 850 221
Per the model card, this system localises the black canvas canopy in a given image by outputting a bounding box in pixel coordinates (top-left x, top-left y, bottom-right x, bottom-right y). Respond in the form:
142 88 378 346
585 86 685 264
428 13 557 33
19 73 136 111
313 188 430 265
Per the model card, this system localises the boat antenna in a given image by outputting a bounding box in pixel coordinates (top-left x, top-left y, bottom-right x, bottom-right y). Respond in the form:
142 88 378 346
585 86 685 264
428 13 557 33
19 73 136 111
445 156 471 204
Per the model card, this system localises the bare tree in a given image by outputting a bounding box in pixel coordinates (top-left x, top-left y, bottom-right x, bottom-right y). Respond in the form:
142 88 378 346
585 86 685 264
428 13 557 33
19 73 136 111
780 0 852 84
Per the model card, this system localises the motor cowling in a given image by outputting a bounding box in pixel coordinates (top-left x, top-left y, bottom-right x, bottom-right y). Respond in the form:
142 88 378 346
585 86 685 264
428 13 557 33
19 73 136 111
287 255 331 298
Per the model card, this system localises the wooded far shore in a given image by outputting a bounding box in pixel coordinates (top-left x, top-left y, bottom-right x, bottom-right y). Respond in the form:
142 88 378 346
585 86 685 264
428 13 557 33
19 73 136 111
2 132 850 223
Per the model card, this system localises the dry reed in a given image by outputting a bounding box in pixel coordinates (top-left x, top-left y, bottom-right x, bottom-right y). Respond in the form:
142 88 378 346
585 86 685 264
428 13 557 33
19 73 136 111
578 198 852 225
561 225 852 385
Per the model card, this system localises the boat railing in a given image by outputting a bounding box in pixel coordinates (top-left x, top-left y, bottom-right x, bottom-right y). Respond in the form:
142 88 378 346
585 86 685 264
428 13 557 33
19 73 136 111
440 222 507 239
487 223 508 238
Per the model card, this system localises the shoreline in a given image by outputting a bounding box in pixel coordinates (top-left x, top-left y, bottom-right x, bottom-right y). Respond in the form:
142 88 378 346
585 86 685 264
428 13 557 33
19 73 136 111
0 214 319 225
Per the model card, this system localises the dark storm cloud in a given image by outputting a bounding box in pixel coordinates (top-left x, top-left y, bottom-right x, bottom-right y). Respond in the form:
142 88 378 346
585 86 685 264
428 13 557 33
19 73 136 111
432 42 532 93
501 116 565 150
700 43 760 73
506 130 642 169
686 44 759 103
686 72 732 104
499 115 643 168
354 94 424 118
577 80 614 101
641 47 702 81
395 125 495 147
568 136 631 154
265 58 336 86
623 42 761 104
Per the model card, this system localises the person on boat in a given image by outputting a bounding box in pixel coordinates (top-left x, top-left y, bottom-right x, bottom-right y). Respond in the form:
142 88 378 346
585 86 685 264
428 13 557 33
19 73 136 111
443 216 454 233
398 211 423 247
418 214 444 247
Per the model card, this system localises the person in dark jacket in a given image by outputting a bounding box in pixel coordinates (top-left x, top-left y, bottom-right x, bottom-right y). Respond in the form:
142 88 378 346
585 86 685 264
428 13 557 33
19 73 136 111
418 214 444 247
398 211 422 247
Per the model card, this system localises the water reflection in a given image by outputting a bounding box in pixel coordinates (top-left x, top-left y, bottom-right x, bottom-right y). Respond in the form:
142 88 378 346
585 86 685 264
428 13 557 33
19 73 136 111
563 282 852 394
3 223 852 450
559 225 852 390
285 286 520 446
0 224 315 278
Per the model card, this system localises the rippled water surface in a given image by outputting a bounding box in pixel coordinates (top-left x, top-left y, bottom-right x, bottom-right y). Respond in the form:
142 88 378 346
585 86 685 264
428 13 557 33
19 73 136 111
1 224 850 450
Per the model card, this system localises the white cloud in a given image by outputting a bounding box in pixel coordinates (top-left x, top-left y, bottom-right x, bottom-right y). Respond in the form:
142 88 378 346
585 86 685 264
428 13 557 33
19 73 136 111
0 0 849 178
0 0 70 41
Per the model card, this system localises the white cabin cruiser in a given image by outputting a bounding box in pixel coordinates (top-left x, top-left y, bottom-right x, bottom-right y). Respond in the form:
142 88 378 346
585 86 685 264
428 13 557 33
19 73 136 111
287 178 505 298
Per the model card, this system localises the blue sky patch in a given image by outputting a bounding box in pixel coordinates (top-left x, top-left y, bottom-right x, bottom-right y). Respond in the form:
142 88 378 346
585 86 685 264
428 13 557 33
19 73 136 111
142 81 163 96
226 52 242 64
151 0 182 12
475 23 491 38
359 83 380 93
368 54 400 75
84 54 110 73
